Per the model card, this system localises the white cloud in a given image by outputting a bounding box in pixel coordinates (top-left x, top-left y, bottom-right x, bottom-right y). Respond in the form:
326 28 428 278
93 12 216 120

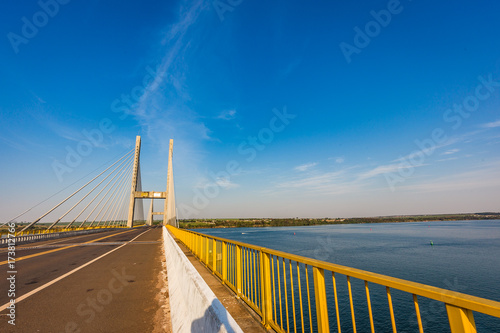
357 136 468 181
196 177 239 190
294 162 318 172
335 157 344 164
357 164 398 180
217 109 237 120
399 161 500 193
133 0 207 136
120 0 212 167
481 119 500 128
215 177 239 189
268 168 368 196
437 157 458 162
441 148 460 155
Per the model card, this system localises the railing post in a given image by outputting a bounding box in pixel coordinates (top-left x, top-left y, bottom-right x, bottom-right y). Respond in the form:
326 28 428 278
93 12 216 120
236 244 242 297
196 234 200 257
205 237 209 265
198 235 202 258
446 304 476 333
313 267 330 333
212 239 217 272
260 251 272 329
222 241 227 285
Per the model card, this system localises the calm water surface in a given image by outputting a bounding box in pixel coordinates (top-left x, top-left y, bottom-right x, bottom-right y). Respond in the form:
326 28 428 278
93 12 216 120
197 220 500 332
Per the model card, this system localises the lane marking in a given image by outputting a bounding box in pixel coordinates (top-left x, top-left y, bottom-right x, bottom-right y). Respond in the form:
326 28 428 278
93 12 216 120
11 241 162 249
0 228 151 312
0 229 139 266
0 230 118 252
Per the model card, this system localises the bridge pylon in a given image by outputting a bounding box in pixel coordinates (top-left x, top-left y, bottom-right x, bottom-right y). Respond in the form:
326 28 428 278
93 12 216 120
127 136 142 228
164 139 177 227
127 136 177 228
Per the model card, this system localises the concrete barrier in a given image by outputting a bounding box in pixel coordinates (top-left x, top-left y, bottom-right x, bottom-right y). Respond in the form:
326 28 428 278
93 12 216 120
163 226 243 333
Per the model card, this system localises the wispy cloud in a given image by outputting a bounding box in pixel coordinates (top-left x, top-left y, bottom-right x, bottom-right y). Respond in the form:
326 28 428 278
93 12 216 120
216 109 237 120
357 135 468 181
294 162 318 172
481 119 500 128
329 156 345 164
28 108 84 143
121 0 213 173
196 177 239 190
267 169 368 197
215 177 239 189
357 163 423 180
398 161 500 193
441 148 460 155
133 0 208 140
437 157 458 162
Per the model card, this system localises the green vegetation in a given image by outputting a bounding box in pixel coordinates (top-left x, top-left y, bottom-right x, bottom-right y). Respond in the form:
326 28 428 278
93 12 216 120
178 213 500 229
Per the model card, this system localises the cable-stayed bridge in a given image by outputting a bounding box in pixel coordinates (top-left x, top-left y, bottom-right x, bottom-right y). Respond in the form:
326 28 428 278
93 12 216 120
1 137 500 333
3 135 176 234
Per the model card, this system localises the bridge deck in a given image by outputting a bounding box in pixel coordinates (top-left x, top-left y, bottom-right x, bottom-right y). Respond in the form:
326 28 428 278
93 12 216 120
0 227 170 332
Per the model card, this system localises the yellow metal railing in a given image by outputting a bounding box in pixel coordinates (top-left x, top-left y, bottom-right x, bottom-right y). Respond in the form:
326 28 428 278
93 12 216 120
167 226 500 333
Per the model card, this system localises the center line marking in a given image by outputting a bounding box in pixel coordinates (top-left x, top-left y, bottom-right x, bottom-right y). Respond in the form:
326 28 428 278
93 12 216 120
0 229 138 266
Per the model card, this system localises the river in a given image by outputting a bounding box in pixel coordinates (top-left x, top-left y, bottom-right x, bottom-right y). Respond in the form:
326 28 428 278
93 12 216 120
197 220 500 332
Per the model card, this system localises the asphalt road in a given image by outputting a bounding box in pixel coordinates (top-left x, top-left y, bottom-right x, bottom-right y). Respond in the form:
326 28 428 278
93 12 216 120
0 226 168 332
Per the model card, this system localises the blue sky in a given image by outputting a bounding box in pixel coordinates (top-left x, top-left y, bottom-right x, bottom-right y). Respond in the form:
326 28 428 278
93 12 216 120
1 0 499 222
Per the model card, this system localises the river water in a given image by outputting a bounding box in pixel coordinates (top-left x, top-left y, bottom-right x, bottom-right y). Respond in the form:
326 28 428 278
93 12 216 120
197 220 500 332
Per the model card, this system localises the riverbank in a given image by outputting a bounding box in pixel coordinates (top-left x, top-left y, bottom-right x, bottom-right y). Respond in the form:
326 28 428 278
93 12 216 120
179 213 500 229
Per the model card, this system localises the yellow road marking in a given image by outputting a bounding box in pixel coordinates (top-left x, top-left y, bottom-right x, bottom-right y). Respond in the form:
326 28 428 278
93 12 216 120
0 229 137 266
0 230 116 252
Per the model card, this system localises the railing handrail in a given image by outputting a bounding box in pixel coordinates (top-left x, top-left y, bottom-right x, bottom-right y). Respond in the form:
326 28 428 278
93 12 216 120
169 226 500 321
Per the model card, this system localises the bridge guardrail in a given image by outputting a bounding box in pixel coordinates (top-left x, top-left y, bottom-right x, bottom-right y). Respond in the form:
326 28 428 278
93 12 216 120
167 225 500 333
0 226 128 247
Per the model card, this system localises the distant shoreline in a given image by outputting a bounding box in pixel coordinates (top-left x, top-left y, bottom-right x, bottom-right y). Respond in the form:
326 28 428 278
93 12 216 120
2 213 498 231
178 213 500 229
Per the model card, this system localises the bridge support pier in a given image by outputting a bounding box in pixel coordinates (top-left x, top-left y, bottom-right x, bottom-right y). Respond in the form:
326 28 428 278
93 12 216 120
147 199 153 226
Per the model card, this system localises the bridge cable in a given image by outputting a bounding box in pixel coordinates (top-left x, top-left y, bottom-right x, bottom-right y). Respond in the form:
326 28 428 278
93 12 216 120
47 150 135 230
79 158 134 227
1 148 134 227
91 159 133 226
112 170 133 226
102 167 133 226
89 159 133 227
107 169 133 226
19 149 135 232
65 152 134 228
96 162 133 227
